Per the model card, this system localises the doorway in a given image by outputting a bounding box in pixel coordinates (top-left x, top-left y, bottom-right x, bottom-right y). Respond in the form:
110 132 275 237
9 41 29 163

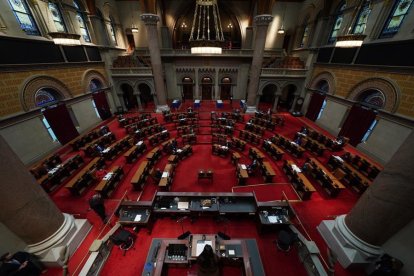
201 77 213 100
182 77 194 100
220 77 232 100
278 84 297 111
121 83 137 110
138 83 153 108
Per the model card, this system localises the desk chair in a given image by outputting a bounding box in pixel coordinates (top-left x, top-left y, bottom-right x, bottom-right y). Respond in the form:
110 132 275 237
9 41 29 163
109 228 135 256
275 230 298 253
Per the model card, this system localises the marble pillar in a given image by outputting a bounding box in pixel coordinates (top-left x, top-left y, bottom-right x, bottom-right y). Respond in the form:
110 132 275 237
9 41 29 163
245 15 273 113
0 136 91 265
140 14 169 112
272 95 280 112
318 130 414 268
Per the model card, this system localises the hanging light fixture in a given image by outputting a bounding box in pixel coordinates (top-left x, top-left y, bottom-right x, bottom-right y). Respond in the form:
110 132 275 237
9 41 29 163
189 0 224 54
335 0 369 48
277 4 286 34
130 2 139 33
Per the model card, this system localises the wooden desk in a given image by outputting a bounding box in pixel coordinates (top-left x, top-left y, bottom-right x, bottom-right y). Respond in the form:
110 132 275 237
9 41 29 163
65 157 103 195
262 140 284 160
158 164 175 190
131 161 151 190
198 169 213 183
231 152 241 164
248 147 265 161
260 161 276 183
212 144 229 157
306 158 345 197
283 160 315 200
95 166 124 197
146 147 161 165
237 164 249 185
123 141 146 163
176 145 193 160
168 154 178 164
231 137 246 151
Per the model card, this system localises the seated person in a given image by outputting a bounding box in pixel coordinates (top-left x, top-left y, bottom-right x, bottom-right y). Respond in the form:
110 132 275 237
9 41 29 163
197 244 219 276
153 168 162 182
300 126 308 135
187 106 193 113
95 144 104 154
0 251 45 276
294 136 302 145
247 159 258 174
335 136 345 145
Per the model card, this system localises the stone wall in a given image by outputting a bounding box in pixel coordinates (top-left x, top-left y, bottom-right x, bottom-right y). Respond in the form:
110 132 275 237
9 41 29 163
311 65 414 118
0 64 107 118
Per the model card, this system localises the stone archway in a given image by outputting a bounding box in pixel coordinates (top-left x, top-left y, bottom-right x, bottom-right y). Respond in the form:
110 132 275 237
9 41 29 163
120 83 138 110
201 77 213 100
278 84 297 111
309 72 335 95
138 83 154 107
182 77 194 100
220 77 232 100
20 75 72 111
81 70 108 93
348 78 399 113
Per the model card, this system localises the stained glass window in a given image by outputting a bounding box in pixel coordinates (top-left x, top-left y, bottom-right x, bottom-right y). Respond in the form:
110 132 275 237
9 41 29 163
48 2 66 33
328 2 346 44
380 0 413 38
89 79 103 92
353 1 372 34
7 0 40 35
109 16 117 45
73 0 91 42
358 89 385 109
35 88 59 107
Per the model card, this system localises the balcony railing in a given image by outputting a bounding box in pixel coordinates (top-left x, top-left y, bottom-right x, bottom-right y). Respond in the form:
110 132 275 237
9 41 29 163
261 68 308 77
110 67 153 76
133 48 283 57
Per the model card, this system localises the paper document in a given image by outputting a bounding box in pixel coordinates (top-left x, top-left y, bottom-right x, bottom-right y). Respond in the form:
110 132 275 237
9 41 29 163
228 250 235 256
137 141 143 146
196 241 213 256
241 164 247 170
162 172 169 178
292 164 302 173
134 214 142 222
268 215 278 223
333 155 344 162
178 202 189 210
103 173 113 180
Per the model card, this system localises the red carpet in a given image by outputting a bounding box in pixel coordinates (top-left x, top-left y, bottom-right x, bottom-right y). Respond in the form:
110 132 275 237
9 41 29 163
42 104 371 276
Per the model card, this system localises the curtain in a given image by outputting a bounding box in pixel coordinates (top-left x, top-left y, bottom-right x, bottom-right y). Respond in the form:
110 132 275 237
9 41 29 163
43 104 79 145
339 105 377 146
305 93 326 121
92 91 112 120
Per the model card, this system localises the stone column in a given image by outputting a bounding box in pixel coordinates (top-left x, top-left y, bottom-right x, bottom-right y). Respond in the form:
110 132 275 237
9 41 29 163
245 15 273 113
272 95 280 112
0 136 89 264
318 130 414 268
215 69 220 100
140 14 169 112
195 69 199 99
289 95 299 112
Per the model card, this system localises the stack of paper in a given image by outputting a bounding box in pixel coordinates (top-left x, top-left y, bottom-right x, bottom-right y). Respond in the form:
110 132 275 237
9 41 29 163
134 214 142 222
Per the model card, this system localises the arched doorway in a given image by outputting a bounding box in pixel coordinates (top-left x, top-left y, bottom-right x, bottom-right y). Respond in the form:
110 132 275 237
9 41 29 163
201 77 213 100
182 77 194 100
278 84 297 111
260 84 277 104
139 83 153 108
220 77 232 100
121 83 137 110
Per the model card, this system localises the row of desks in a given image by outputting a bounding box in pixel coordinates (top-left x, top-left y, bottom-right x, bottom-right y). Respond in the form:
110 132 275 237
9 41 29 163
270 134 305 158
245 122 265 136
304 158 345 197
282 160 316 200
65 157 105 195
118 113 151 126
239 130 261 145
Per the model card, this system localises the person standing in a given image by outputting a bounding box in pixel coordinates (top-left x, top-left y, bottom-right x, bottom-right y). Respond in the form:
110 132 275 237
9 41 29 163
197 244 219 276
89 193 107 223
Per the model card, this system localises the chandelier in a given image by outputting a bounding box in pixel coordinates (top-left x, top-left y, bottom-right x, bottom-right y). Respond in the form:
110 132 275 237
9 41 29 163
189 0 224 54
49 32 81 46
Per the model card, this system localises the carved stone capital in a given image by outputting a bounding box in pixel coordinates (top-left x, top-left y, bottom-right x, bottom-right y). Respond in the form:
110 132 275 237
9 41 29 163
254 15 273 26
141 14 160 25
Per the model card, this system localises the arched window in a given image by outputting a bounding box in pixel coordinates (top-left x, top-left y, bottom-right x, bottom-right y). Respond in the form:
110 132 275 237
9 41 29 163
7 0 40 35
300 17 310 48
380 0 413 38
89 79 103 92
73 0 91 42
357 89 385 109
328 2 346 44
352 0 372 34
109 16 117 45
35 88 61 107
48 2 66 32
